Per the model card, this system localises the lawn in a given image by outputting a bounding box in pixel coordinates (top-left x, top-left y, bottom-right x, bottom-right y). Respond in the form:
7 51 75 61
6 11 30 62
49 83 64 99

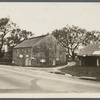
60 62 100 81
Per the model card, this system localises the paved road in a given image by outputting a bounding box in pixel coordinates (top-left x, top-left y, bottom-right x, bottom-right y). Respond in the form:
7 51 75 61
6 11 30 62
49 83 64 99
0 65 100 93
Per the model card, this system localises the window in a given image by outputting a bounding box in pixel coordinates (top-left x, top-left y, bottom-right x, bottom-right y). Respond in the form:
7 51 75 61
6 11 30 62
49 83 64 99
26 48 28 53
28 48 30 53
16 49 18 54
22 49 23 52
60 51 62 55
20 48 23 53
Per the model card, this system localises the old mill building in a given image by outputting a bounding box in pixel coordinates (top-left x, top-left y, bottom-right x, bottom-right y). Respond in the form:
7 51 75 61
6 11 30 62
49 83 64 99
12 34 67 67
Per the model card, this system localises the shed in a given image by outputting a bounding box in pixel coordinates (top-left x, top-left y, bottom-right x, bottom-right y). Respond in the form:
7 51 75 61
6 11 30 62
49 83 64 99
12 34 67 67
77 43 100 67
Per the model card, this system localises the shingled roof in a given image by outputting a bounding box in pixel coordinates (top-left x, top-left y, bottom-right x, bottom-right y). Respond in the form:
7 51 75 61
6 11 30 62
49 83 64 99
14 34 48 48
78 43 100 56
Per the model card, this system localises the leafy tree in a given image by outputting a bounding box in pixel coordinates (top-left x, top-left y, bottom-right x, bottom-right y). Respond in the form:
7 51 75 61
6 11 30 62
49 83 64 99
4 29 34 58
52 25 87 60
0 18 10 57
0 17 34 58
7 29 33 47
83 30 100 45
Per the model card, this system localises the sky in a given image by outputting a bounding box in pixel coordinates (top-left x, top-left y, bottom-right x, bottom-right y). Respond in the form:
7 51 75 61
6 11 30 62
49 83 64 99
0 3 100 36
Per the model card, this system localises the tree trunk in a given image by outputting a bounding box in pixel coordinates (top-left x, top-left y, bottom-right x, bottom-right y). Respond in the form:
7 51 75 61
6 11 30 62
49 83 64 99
72 55 75 61
0 38 4 58
0 48 4 58
71 51 75 61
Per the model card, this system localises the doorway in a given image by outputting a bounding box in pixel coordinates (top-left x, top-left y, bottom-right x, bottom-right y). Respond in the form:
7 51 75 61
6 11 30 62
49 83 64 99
84 56 97 67
25 58 31 66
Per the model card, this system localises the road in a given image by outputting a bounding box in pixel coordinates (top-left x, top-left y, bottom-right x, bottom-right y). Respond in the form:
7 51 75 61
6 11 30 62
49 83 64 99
0 65 100 93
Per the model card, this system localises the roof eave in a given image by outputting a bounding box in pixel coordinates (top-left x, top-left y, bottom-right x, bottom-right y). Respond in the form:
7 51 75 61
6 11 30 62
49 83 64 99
14 46 32 49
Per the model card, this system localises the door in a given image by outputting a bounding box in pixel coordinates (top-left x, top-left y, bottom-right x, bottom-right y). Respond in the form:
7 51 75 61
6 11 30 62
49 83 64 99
28 59 31 66
25 58 31 66
52 59 56 66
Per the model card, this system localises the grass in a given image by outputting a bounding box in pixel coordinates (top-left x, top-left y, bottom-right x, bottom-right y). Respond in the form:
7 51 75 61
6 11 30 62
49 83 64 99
60 62 100 81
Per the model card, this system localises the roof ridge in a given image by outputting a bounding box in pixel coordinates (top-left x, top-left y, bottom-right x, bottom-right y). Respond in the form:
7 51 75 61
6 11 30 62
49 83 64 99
27 34 49 40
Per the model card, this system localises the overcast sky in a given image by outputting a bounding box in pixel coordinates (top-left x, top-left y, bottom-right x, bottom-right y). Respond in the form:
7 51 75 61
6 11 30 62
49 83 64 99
0 3 100 36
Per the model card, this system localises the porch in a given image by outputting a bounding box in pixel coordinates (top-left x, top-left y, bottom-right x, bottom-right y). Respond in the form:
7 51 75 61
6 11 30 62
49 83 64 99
79 56 100 67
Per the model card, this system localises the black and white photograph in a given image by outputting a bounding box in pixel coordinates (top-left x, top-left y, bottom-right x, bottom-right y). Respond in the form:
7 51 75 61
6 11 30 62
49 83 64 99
0 2 100 98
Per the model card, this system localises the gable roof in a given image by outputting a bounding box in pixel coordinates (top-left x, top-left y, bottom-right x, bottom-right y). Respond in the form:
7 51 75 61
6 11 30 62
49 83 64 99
78 43 100 56
14 34 48 48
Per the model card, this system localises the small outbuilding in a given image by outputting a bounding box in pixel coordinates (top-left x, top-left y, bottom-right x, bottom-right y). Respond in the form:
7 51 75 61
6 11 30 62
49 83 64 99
12 34 67 67
77 43 100 67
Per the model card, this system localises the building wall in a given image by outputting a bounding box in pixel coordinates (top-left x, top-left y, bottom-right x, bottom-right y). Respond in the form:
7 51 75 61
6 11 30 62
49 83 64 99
31 35 67 66
13 47 31 66
56 44 66 65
